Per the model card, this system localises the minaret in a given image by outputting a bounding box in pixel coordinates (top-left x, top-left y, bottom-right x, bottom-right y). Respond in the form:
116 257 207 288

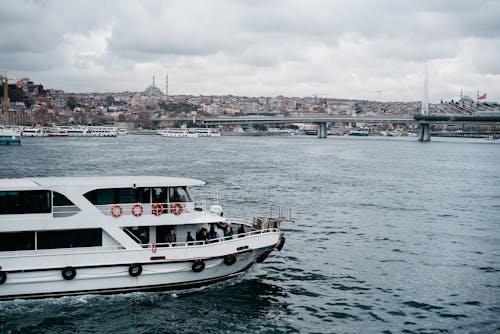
153 75 155 86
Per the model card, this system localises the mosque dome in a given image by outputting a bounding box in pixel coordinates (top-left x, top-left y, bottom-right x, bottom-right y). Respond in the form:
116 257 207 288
142 77 164 96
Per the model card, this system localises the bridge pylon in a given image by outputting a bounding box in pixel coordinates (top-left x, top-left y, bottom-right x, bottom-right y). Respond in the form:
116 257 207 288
418 123 430 142
317 122 327 138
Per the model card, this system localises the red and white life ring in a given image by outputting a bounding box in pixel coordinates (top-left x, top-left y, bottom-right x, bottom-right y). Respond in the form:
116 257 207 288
131 203 143 217
111 204 123 218
170 203 184 215
152 203 164 216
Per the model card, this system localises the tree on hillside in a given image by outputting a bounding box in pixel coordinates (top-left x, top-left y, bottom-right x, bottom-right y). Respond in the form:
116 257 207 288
67 95 77 111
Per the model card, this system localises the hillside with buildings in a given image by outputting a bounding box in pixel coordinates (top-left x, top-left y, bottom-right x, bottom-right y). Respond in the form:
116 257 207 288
2 75 499 131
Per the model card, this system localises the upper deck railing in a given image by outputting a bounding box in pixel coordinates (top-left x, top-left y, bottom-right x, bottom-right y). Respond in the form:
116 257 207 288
94 201 207 218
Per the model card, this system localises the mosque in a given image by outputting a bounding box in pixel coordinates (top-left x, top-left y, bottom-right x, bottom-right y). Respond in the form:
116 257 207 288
142 76 165 97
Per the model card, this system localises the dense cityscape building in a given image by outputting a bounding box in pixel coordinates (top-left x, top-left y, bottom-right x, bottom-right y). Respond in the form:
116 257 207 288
1 74 499 135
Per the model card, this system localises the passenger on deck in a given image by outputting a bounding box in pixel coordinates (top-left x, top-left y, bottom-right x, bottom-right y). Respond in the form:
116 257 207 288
209 224 219 242
165 228 176 245
224 224 233 239
196 228 209 244
237 224 245 237
139 230 149 244
186 231 194 245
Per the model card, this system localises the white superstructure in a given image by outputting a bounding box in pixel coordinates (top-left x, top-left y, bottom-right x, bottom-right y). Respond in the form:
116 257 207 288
0 176 286 300
21 126 118 137
158 128 221 137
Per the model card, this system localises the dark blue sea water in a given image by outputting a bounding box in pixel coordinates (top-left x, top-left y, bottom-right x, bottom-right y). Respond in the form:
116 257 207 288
1 135 499 333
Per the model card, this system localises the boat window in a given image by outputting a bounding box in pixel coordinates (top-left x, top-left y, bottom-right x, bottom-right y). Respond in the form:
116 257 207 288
84 188 115 205
53 192 75 206
37 228 102 249
138 188 150 203
53 191 81 217
117 188 136 203
123 226 149 244
0 190 51 215
153 187 168 203
169 187 191 202
0 231 35 251
84 188 151 205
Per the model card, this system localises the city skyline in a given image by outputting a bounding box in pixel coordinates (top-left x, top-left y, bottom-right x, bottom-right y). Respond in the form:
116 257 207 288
1 0 499 102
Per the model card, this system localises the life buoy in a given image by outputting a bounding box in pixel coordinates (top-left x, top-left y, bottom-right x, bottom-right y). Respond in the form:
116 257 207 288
0 271 7 285
131 203 143 217
170 203 184 215
192 260 205 273
129 264 142 277
111 204 123 218
62 266 76 280
151 242 157 253
152 203 164 216
223 255 236 266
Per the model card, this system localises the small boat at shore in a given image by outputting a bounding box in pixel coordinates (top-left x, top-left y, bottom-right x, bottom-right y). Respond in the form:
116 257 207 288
0 176 287 300
0 127 21 145
348 130 369 136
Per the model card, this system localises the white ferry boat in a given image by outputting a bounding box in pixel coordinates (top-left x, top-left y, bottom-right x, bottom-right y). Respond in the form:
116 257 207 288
88 126 118 137
0 176 286 300
21 127 47 137
0 128 21 145
158 128 221 138
194 128 221 137
117 128 129 136
158 129 199 138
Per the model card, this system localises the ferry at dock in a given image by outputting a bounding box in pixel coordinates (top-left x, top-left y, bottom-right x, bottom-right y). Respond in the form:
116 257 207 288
21 126 118 137
0 176 287 300
158 128 221 138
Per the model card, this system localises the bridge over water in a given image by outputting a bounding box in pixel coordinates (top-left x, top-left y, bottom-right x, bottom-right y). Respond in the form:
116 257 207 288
200 115 500 140
152 115 500 141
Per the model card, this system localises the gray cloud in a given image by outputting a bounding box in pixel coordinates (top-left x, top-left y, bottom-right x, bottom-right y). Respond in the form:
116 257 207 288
0 0 499 101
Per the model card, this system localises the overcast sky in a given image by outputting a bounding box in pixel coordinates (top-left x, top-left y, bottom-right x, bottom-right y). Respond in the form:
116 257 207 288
1 0 499 102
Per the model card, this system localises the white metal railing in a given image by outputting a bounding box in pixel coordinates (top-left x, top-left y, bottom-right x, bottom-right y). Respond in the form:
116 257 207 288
0 228 280 259
141 227 280 249
95 201 206 218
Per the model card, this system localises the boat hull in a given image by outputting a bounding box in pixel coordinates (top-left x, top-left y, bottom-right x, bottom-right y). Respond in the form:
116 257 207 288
0 233 281 301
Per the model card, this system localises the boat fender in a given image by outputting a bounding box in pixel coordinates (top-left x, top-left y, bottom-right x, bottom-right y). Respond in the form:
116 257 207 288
62 266 76 280
192 260 205 273
276 236 286 251
151 242 157 253
223 255 236 266
0 271 6 285
152 203 164 216
131 203 143 217
171 203 184 215
256 251 271 263
128 264 142 277
111 204 123 218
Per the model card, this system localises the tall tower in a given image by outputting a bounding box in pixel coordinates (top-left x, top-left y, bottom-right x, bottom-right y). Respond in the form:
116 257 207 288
165 74 168 96
421 63 429 116
153 75 155 86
